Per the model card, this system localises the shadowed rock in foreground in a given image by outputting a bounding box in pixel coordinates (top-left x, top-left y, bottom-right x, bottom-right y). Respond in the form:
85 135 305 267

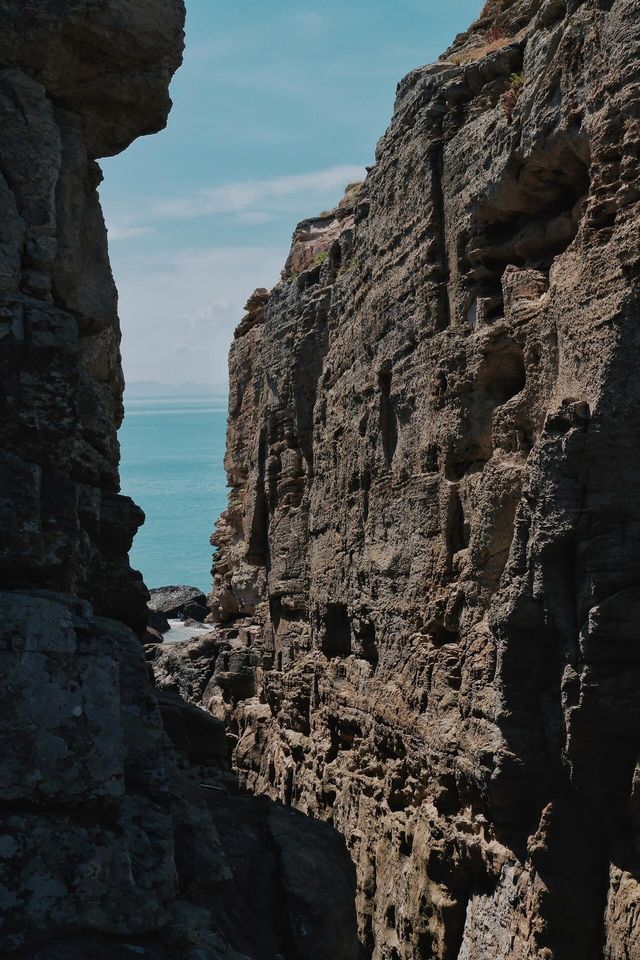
0 592 360 958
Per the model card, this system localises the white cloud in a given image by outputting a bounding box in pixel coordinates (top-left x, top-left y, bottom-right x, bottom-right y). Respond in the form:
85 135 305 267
110 165 365 227
108 225 155 242
233 211 274 225
292 12 326 33
112 245 289 387
103 165 367 389
150 165 365 220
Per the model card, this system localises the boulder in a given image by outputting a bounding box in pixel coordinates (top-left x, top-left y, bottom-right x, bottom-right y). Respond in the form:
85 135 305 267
148 585 207 618
183 601 209 623
148 608 171 633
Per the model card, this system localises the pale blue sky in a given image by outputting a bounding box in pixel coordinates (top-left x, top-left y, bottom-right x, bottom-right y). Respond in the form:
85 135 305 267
100 0 482 388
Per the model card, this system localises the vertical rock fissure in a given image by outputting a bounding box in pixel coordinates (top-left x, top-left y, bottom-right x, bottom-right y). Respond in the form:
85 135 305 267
429 136 452 330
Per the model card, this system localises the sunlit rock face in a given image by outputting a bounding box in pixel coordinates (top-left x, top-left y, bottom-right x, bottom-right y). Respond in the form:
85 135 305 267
202 0 640 956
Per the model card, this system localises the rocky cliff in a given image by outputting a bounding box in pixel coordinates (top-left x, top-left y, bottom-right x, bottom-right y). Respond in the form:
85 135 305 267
0 3 360 957
0 0 189 632
192 0 640 956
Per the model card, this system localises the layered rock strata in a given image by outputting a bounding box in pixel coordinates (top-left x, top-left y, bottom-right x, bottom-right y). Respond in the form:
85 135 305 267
0 0 190 631
201 1 640 956
0 3 360 957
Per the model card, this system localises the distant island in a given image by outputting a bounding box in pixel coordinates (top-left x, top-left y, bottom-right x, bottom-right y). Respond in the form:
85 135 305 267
125 380 228 398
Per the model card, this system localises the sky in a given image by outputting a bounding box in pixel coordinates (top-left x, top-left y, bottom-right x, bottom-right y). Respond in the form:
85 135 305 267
99 0 483 390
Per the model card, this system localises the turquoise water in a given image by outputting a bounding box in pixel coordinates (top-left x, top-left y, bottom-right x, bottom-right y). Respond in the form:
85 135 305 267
119 396 229 593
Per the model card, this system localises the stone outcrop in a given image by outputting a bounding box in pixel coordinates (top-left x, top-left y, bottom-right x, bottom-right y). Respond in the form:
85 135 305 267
0 2 360 957
0 0 188 632
149 584 207 618
199 1 640 956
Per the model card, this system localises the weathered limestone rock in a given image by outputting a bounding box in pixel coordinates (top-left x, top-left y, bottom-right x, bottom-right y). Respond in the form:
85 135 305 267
0 591 361 958
0 0 186 157
149 584 208 618
203 1 640 956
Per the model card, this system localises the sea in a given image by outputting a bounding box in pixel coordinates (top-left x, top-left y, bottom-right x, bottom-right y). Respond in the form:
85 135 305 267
119 394 229 594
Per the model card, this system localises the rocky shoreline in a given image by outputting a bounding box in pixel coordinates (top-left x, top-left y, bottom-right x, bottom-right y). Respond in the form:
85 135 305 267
146 584 210 642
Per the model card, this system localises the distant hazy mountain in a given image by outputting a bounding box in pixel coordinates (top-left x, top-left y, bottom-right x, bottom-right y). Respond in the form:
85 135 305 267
125 380 227 398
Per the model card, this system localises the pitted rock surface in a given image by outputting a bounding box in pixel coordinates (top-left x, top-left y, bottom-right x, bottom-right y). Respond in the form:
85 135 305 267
200 1 640 957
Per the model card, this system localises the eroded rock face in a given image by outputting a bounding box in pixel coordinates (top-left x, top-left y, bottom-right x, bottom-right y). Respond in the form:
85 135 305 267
0 0 186 631
0 591 361 960
205 1 640 956
0 0 186 157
